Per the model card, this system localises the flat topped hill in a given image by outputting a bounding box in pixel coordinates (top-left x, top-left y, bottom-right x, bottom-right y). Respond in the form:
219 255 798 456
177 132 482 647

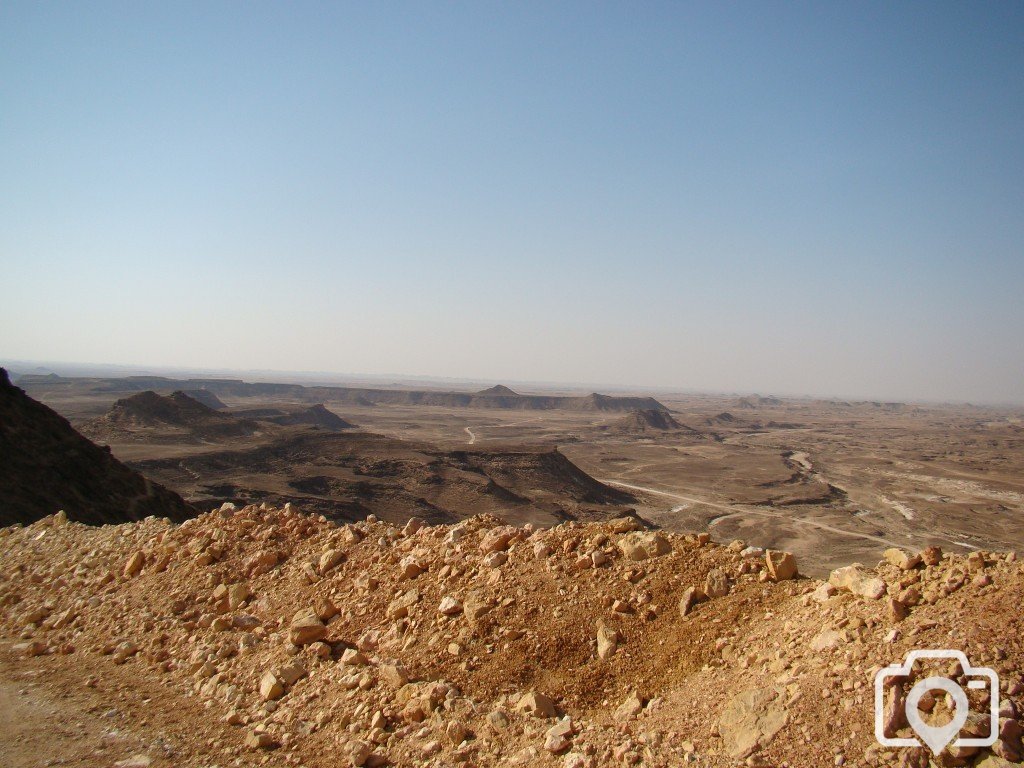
0 368 193 525
115 390 228 426
616 408 685 432
81 390 259 441
231 404 355 431
179 389 228 410
737 394 783 409
18 374 670 412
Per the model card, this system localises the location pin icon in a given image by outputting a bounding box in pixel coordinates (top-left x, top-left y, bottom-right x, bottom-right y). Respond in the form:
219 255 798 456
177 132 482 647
905 677 970 754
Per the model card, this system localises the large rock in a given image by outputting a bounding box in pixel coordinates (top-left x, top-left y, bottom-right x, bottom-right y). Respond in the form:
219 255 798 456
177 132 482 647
883 548 921 570
765 550 798 581
289 608 327 645
719 688 788 759
704 568 730 598
617 532 671 561
829 564 887 600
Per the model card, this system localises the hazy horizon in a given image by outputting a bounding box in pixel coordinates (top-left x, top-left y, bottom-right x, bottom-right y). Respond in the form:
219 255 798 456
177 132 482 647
3 3 1023 404
4 356 1024 408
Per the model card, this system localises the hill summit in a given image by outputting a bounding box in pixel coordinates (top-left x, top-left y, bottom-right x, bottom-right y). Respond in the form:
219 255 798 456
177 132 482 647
83 390 258 440
616 408 685 432
477 385 520 397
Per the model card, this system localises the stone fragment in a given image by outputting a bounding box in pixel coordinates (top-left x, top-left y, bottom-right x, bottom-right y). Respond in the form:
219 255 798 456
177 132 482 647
829 564 887 600
765 550 798 581
920 546 943 566
614 691 644 722
517 691 557 718
341 648 369 666
403 517 424 536
618 532 671 561
480 529 515 554
883 548 921 570
289 608 327 645
679 586 706 617
259 671 284 700
387 588 420 619
123 552 145 578
227 582 251 610
482 551 508 568
544 716 575 753
319 549 345 574
596 623 620 659
719 688 788 759
704 568 730 598
438 596 463 616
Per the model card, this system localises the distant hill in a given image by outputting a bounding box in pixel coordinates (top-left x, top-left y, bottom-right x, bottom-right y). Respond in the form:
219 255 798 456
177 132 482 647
737 394 783 409
18 375 670 413
615 409 686 432
180 389 227 410
231 404 355 431
477 384 519 396
704 411 738 426
0 368 193 526
82 391 259 441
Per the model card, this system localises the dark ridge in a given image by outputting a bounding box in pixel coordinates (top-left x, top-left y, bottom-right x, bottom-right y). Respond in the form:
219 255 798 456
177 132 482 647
0 368 194 526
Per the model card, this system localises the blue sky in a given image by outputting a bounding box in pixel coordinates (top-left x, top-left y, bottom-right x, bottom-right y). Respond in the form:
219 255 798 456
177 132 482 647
2 2 1023 402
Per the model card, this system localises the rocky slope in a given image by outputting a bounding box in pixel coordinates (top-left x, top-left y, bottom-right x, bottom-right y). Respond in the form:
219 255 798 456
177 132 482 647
1 505 1021 768
0 369 193 526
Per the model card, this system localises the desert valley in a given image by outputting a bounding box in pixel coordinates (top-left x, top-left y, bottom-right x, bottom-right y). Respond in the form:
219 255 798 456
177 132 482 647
2 368 1024 768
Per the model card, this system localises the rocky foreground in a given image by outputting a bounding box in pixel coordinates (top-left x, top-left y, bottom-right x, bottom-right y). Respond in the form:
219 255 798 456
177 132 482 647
1 507 1022 768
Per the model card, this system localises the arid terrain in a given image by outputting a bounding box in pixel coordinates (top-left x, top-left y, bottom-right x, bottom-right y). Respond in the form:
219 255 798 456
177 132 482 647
2 372 1024 767
13 372 1024 576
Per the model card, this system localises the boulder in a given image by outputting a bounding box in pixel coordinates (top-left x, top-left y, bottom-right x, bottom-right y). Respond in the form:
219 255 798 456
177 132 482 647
883 548 921 570
618 532 671 561
829 564 887 600
765 550 798 581
289 608 327 645
704 568 730 598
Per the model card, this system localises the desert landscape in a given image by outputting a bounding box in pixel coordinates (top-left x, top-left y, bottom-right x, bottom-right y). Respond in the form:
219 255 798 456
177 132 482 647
4 3 1023 766
13 371 1024 576
2 370 1024 766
